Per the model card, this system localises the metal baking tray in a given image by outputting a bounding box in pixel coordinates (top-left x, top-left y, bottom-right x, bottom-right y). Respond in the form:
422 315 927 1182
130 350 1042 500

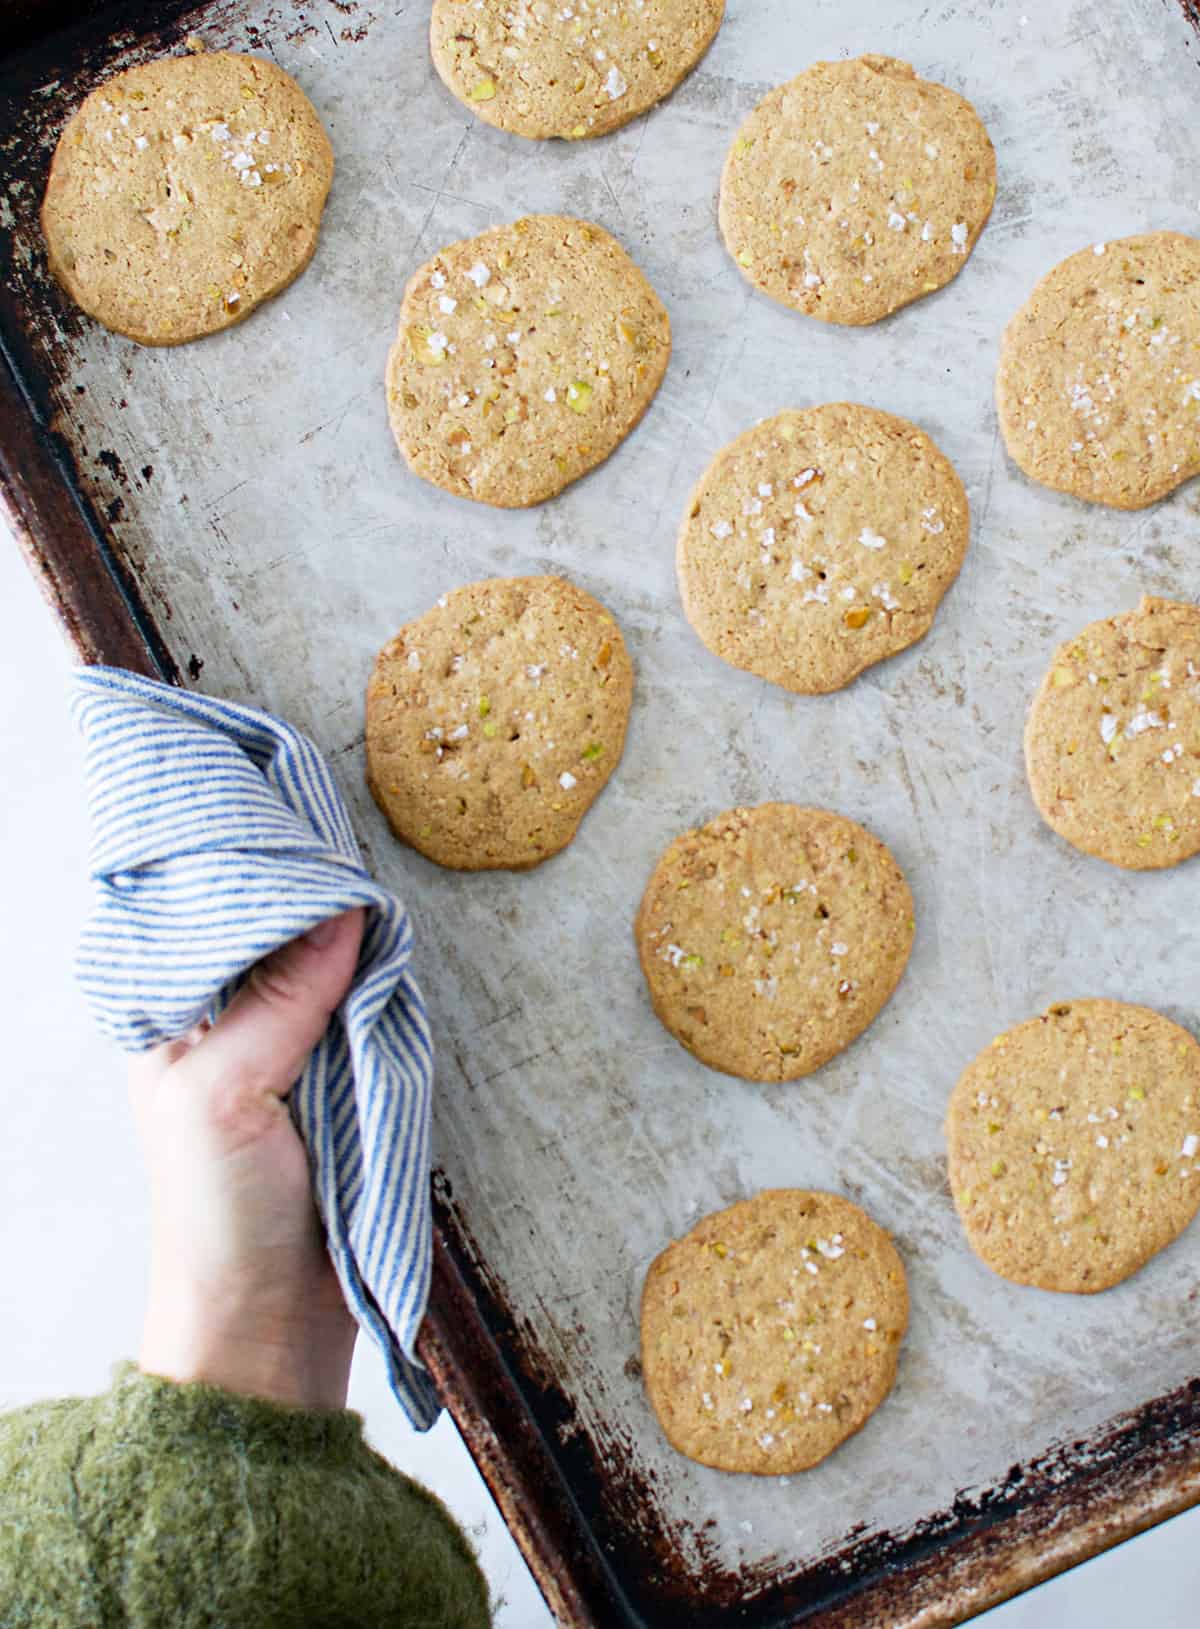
4 1 1200 1623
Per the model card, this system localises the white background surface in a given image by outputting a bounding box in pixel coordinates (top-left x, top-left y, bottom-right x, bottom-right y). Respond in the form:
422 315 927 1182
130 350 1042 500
2 527 1198 1626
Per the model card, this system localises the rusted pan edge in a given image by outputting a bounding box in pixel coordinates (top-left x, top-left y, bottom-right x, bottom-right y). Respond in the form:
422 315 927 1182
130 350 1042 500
808 1394 1200 1629
418 1199 631 1629
2 0 209 59
0 341 177 680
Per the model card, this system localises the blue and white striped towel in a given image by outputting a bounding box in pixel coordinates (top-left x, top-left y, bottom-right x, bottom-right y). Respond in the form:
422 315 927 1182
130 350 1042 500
70 665 439 1429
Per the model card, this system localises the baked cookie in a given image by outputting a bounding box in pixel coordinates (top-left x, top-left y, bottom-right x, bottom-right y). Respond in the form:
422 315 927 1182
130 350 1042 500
430 0 725 141
641 1190 908 1474
41 50 333 345
719 55 995 326
386 215 670 508
635 804 914 1083
997 233 1200 510
365 576 633 870
947 1000 1200 1294
1025 597 1200 871
677 404 969 695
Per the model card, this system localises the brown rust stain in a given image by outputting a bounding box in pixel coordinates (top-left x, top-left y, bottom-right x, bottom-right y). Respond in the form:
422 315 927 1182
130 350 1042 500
95 448 128 485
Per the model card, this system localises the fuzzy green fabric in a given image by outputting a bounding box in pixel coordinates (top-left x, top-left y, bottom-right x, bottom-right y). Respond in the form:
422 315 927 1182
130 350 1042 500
0 1364 492 1628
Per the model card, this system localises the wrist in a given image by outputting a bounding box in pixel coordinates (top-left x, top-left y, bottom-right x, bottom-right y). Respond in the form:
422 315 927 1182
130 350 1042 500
140 1278 355 1411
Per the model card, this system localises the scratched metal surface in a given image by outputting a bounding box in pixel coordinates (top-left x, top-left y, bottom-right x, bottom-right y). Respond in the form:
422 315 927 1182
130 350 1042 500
6 0 1200 1596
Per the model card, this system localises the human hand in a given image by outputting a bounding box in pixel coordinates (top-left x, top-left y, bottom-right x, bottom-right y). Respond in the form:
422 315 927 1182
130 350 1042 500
131 909 364 1410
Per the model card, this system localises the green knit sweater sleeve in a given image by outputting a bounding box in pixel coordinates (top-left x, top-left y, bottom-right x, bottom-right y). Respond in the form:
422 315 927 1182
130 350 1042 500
0 1364 492 1629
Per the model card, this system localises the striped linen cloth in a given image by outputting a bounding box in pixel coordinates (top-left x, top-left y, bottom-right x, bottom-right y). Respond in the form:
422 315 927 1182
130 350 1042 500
70 665 439 1429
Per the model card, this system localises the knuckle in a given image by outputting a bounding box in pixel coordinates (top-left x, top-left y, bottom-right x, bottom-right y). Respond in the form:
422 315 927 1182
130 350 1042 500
246 953 310 1013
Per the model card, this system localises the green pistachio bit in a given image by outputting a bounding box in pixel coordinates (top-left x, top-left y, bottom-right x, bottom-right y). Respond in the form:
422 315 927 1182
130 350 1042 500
477 695 491 717
566 379 594 414
681 953 704 969
582 741 604 761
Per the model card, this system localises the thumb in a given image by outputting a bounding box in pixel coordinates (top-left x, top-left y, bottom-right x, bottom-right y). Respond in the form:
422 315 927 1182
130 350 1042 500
184 908 365 1100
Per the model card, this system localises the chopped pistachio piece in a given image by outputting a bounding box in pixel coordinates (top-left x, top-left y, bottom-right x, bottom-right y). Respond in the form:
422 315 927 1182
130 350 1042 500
566 379 594 414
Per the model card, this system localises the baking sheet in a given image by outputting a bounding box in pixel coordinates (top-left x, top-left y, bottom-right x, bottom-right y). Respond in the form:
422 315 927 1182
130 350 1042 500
4 0 1200 1612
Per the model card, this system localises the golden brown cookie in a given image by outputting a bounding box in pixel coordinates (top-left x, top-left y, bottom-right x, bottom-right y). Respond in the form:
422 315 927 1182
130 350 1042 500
365 575 633 870
429 0 725 141
41 50 333 345
997 233 1200 510
947 1000 1200 1294
719 55 995 326
386 215 670 508
635 804 914 1083
1025 597 1200 871
641 1190 908 1474
676 404 969 695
